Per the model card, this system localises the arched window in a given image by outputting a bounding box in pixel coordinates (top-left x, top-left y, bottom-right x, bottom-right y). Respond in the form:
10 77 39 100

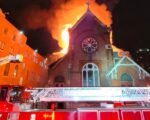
82 63 100 87
54 75 65 87
4 63 10 76
14 65 19 77
121 73 133 87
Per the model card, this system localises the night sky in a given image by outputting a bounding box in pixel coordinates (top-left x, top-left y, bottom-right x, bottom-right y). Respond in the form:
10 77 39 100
112 0 150 54
0 0 150 57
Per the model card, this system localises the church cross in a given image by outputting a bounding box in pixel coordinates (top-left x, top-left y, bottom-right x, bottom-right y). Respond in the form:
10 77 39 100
86 0 91 10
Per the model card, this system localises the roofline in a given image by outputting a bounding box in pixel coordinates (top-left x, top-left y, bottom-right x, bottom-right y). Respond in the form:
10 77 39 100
107 56 150 77
50 56 66 70
71 9 110 31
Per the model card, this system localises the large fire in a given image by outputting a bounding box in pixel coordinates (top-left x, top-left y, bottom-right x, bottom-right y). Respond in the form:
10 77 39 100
60 24 71 54
47 0 114 63
48 0 123 64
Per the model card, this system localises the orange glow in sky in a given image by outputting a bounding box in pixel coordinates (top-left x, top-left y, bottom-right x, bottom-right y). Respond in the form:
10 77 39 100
47 0 112 58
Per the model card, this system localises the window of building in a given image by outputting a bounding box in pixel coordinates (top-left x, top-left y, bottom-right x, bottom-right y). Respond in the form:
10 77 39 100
19 77 23 85
3 28 8 34
9 47 14 54
0 41 5 50
22 63 26 70
54 75 65 87
12 34 16 41
14 65 19 77
121 73 133 87
4 63 10 76
82 63 100 87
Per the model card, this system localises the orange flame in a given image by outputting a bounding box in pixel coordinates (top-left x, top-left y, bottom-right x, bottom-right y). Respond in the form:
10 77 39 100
110 31 123 52
60 24 71 54
48 0 112 60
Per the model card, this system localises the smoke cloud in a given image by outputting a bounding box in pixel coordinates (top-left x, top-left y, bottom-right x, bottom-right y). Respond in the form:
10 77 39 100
0 0 118 55
17 0 115 49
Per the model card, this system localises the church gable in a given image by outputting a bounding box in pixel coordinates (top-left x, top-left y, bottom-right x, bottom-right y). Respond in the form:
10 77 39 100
69 10 111 57
106 56 150 86
48 55 70 86
71 10 109 36
107 56 150 76
121 58 133 64
48 8 114 87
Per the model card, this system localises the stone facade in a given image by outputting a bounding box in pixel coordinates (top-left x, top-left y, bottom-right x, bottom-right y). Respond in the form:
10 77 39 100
49 10 114 87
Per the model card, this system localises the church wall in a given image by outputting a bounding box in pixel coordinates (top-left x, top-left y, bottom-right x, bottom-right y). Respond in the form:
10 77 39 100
111 80 121 86
48 57 70 87
49 11 114 88
114 66 146 86
69 29 113 86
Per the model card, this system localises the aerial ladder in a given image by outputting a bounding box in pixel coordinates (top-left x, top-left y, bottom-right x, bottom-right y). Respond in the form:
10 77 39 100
0 54 23 66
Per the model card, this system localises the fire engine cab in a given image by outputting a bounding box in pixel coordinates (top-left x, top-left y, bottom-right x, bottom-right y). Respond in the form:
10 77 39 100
0 87 150 120
1 55 150 120
0 85 24 112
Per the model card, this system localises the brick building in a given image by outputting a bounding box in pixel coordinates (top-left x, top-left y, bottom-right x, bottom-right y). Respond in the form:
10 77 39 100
0 9 48 87
48 9 150 108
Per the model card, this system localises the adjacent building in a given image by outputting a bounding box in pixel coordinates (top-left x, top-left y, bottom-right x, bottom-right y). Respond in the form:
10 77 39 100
0 9 48 87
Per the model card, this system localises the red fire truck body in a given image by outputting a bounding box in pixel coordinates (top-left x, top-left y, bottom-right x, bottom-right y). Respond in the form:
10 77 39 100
0 85 31 112
0 87 150 120
1 108 150 120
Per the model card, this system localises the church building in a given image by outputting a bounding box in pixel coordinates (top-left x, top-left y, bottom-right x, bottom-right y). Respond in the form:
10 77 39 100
48 8 150 108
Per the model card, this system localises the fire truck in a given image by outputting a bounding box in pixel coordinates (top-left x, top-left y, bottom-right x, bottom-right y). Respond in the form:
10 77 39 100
13 87 150 120
0 55 31 119
0 85 33 120
0 54 29 111
1 55 150 120
0 87 150 120
0 85 32 111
